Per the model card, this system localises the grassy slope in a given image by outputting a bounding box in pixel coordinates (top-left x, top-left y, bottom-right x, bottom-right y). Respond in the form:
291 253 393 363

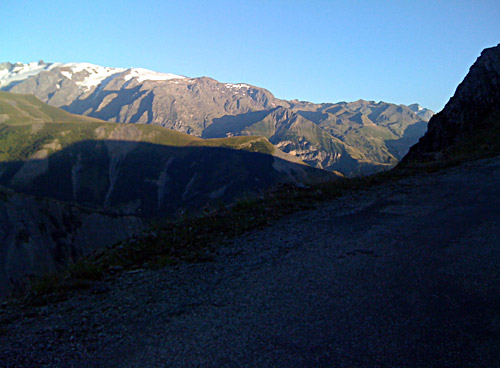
0 91 102 125
0 92 295 162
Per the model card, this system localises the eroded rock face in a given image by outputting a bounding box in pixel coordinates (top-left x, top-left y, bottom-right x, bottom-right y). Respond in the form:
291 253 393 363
404 43 500 162
0 188 146 296
6 70 282 137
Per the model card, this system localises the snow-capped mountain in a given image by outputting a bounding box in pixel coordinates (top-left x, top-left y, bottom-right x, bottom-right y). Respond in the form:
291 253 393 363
0 61 185 91
0 61 56 88
0 60 433 176
0 60 282 134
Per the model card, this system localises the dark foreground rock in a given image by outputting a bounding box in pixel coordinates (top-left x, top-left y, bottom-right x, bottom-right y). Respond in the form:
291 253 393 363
0 188 146 296
1 156 500 367
404 43 500 162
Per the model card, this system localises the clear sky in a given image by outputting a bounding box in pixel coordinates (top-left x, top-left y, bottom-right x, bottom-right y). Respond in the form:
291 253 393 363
1 0 499 112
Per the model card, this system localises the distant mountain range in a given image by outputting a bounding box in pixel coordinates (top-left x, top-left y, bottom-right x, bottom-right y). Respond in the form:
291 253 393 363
0 61 433 176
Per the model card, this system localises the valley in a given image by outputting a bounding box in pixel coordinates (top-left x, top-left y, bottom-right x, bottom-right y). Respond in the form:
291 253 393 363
0 91 331 218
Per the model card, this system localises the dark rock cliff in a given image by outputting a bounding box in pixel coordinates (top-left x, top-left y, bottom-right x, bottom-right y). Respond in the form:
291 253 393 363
0 188 146 296
403 43 500 162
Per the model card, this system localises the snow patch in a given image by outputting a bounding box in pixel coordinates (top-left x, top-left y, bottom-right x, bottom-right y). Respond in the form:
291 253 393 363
0 61 61 88
225 83 250 89
122 68 186 83
0 61 186 91
60 63 126 91
60 71 73 79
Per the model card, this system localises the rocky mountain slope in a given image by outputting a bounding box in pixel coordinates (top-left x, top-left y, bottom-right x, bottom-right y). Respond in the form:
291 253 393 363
0 186 146 296
0 92 333 217
403 43 500 163
0 61 433 175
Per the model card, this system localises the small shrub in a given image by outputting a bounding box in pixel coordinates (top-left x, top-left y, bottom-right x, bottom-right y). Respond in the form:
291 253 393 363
29 273 62 297
68 261 104 281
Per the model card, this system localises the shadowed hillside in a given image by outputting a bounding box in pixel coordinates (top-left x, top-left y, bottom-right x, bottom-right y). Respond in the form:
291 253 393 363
0 140 334 217
0 186 146 296
0 92 335 294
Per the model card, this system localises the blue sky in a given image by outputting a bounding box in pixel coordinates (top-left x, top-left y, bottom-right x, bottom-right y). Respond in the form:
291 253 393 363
1 0 499 112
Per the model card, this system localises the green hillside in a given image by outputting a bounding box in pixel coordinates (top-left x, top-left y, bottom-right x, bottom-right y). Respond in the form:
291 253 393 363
0 91 102 125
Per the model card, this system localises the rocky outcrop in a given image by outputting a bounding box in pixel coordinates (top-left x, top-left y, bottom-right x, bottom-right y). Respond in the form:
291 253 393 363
404 43 500 162
0 187 146 296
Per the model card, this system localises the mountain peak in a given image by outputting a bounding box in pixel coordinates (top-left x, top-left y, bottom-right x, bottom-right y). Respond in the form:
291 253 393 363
408 103 423 111
407 103 434 120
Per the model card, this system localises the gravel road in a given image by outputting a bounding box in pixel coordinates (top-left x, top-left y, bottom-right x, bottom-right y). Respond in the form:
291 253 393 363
2 157 500 367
